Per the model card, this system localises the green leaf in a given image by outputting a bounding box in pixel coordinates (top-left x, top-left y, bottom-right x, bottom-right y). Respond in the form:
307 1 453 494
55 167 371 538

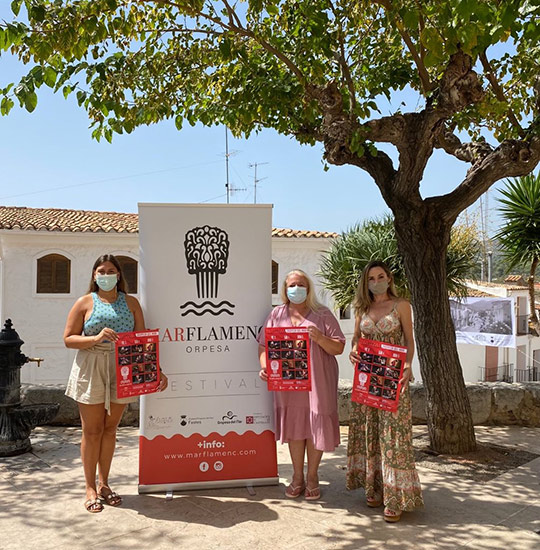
24 91 38 112
11 0 23 17
0 96 15 116
43 67 57 88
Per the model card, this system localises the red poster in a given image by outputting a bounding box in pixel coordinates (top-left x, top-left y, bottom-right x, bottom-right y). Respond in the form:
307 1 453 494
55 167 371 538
265 327 311 391
351 338 407 412
116 330 160 398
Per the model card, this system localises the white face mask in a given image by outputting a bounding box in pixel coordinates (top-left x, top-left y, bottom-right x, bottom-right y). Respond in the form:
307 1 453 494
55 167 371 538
287 285 308 304
368 280 389 295
95 273 118 292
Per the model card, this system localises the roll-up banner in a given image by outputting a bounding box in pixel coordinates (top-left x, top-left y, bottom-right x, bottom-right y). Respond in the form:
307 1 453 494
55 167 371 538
449 297 516 348
138 204 278 492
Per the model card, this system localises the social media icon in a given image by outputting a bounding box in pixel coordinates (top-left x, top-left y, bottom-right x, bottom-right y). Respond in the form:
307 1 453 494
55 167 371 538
199 461 209 472
214 461 223 471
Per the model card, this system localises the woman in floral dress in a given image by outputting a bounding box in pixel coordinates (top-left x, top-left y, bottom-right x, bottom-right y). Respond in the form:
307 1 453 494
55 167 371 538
347 260 423 522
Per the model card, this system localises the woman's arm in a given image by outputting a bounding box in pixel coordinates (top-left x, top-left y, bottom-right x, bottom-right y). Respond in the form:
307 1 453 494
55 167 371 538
126 295 146 331
308 326 345 355
349 315 362 364
63 295 117 349
258 344 268 381
397 299 415 390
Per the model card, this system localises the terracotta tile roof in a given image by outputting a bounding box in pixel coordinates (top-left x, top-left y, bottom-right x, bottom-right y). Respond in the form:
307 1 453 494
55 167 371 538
504 274 527 285
467 280 528 291
271 227 338 238
0 206 337 238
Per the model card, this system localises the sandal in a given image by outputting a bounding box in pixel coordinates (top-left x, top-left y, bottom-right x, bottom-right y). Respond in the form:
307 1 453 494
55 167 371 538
304 486 321 501
366 494 383 508
98 486 123 507
84 498 104 513
383 506 402 523
285 482 306 499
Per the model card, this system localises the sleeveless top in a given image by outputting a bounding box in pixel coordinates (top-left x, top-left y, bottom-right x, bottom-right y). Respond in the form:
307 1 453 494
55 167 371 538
83 292 134 336
359 302 404 346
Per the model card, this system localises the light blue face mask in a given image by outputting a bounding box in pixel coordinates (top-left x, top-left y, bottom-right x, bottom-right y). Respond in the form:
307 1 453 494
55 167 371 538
95 274 118 292
287 285 308 304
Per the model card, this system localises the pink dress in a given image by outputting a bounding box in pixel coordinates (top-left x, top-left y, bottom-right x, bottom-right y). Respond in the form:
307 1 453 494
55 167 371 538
258 304 345 451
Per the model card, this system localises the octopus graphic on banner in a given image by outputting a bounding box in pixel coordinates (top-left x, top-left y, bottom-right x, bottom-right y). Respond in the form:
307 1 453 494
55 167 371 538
180 225 236 316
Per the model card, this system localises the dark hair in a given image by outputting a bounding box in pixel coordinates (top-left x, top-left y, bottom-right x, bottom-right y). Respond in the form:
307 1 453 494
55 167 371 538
87 254 128 293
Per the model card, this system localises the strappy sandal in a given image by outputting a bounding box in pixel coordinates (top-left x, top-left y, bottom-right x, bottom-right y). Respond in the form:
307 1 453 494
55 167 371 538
285 482 306 499
383 506 402 523
84 498 104 513
98 486 123 507
304 486 321 501
366 494 383 508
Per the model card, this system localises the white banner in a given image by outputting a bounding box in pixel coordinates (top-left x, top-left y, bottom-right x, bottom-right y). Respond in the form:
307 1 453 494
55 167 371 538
138 204 278 492
449 297 516 348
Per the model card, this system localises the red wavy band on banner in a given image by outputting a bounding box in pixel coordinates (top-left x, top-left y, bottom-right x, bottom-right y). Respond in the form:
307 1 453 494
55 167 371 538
139 430 278 485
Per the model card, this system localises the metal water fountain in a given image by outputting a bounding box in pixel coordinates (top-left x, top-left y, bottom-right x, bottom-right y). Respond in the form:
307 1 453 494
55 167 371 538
0 319 59 456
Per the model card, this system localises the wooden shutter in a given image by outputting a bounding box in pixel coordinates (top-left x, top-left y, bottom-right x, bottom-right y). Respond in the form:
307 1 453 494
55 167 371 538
37 254 71 293
117 256 138 294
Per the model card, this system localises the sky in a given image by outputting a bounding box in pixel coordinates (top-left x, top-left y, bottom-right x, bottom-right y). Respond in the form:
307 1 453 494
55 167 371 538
0 7 502 235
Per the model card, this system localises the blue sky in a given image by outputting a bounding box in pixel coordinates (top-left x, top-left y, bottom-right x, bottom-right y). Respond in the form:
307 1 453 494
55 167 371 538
0 7 498 234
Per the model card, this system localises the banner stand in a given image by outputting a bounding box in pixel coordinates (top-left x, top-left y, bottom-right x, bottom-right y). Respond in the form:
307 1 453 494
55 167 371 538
138 204 278 493
139 477 279 494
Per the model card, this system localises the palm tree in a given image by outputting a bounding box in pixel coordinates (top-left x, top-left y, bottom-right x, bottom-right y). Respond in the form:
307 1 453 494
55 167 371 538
319 215 480 310
495 173 540 332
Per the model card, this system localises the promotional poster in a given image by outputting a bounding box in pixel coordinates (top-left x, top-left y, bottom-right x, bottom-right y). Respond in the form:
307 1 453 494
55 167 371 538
138 204 278 492
265 327 311 391
115 330 160 398
351 338 407 413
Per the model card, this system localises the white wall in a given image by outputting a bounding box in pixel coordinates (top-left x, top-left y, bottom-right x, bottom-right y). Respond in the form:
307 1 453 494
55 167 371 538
0 230 139 384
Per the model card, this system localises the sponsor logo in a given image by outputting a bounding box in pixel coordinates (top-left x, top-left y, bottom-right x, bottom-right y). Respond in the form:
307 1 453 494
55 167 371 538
218 410 242 425
146 415 173 429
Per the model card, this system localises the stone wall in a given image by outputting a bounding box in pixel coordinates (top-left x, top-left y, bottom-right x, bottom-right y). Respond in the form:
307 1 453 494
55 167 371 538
21 380 540 428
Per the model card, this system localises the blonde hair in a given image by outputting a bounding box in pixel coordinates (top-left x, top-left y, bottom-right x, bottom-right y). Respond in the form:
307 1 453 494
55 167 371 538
281 269 323 312
353 260 398 316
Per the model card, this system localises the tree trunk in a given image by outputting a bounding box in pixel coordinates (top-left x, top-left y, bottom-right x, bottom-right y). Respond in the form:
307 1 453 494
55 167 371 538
393 205 477 454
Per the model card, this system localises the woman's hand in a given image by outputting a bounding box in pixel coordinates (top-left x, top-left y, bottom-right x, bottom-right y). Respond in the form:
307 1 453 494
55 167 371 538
93 327 118 343
259 368 268 382
399 367 412 394
349 349 361 365
307 326 323 344
158 371 168 392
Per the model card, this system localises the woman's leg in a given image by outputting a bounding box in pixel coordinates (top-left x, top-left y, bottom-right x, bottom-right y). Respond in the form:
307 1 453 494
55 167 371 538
305 439 323 491
286 439 307 495
97 402 126 500
78 403 107 505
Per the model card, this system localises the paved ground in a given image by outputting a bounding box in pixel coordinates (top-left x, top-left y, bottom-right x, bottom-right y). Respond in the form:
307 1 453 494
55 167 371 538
1 425 539 550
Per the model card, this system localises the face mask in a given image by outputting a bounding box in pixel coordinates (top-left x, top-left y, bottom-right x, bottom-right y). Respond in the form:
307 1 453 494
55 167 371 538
368 280 389 295
95 274 118 292
287 285 308 304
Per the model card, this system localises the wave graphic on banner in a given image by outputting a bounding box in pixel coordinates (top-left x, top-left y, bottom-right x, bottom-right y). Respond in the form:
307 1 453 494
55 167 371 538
179 300 236 317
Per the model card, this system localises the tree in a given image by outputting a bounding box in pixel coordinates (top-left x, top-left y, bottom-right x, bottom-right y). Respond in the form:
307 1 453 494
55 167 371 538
495 173 540 332
319 215 481 310
2 0 540 453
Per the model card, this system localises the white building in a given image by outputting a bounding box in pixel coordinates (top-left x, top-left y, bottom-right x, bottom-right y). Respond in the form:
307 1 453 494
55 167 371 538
1 206 537 386
0 206 354 384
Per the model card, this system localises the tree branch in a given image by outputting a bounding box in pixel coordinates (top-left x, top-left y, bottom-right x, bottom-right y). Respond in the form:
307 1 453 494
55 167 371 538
373 0 434 94
435 129 494 163
479 50 525 138
430 136 540 223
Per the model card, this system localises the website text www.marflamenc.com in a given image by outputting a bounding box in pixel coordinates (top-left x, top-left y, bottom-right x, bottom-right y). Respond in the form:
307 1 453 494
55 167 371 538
164 449 257 459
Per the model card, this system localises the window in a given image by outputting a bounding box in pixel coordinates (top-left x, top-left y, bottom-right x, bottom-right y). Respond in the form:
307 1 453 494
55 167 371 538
117 256 138 293
339 306 351 320
36 254 70 293
271 260 279 294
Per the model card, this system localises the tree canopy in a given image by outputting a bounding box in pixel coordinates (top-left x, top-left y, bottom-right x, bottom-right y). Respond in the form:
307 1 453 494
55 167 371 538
3 0 540 453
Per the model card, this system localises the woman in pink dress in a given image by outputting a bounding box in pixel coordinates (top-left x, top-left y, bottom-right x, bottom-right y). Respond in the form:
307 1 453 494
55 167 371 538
258 269 345 500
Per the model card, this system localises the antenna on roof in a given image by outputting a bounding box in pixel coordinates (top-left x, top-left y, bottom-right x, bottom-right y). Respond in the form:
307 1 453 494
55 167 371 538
248 162 269 204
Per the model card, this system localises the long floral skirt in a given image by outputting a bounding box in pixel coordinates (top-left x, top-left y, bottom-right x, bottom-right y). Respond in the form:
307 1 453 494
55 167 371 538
346 387 424 511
